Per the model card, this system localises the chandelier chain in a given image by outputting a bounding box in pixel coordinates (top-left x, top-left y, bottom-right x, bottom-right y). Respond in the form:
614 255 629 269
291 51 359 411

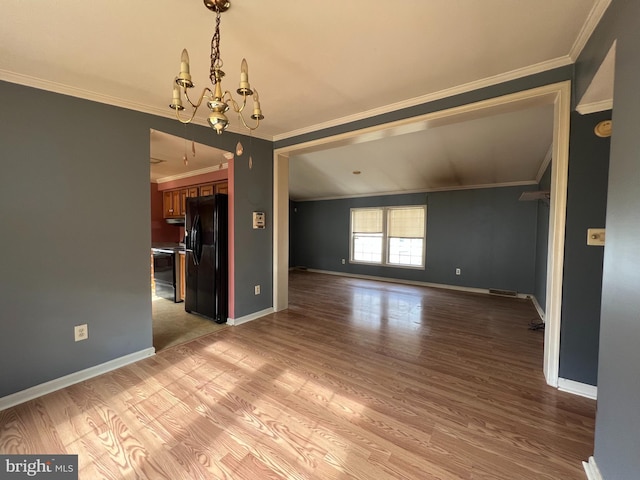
210 8 222 84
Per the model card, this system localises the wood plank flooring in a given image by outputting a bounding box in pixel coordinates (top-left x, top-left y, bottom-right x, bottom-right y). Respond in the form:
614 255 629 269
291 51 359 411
0 271 595 479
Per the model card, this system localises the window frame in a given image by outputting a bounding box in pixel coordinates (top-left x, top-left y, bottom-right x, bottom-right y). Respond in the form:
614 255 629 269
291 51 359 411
349 205 427 269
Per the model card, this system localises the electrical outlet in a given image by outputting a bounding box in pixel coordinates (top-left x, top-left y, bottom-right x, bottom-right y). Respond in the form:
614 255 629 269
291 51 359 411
455 268 461 276
254 285 261 295
341 258 346 264
74 324 88 342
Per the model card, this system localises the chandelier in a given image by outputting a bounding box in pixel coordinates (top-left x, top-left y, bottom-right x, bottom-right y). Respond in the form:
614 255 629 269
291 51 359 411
169 0 264 135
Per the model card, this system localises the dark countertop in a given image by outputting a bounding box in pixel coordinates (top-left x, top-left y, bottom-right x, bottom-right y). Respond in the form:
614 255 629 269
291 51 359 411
152 243 185 253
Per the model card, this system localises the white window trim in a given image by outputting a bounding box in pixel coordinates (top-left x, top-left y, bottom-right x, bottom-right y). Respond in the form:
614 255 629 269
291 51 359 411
349 205 426 270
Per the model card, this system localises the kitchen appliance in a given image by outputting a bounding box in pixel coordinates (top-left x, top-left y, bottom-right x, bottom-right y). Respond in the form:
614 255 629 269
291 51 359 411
152 248 181 303
185 194 228 323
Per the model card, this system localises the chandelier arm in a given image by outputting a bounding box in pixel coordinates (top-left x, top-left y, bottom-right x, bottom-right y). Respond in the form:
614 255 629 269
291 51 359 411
223 91 248 113
173 106 198 125
174 87 214 124
183 87 214 109
235 112 260 131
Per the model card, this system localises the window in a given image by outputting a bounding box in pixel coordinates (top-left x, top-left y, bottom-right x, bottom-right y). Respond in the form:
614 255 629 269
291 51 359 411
350 206 426 268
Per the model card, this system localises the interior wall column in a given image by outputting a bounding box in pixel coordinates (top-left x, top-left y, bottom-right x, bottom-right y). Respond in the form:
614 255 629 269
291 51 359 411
273 152 289 311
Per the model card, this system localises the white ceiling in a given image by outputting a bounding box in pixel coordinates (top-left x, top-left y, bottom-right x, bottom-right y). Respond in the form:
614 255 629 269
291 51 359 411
149 130 231 183
290 102 554 200
0 1 612 199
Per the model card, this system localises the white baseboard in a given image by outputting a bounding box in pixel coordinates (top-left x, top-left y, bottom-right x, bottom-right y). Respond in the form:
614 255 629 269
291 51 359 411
558 378 598 400
304 268 533 299
531 295 545 321
227 307 274 326
0 347 156 412
583 456 604 480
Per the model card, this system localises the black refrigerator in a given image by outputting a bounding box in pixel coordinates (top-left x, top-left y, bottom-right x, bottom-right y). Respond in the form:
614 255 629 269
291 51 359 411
184 194 228 323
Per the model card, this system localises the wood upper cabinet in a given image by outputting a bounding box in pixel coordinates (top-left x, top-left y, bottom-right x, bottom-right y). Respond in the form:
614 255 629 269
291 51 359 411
215 182 228 194
163 190 181 218
179 189 187 216
200 182 227 196
162 181 228 219
199 184 214 196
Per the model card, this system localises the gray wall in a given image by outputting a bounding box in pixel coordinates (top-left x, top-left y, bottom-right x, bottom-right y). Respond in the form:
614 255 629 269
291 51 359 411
232 142 274 318
533 164 551 312
291 186 539 294
559 110 611 387
0 80 273 398
576 0 640 477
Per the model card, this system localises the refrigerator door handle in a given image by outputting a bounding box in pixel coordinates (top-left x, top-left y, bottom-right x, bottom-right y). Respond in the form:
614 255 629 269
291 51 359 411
192 214 202 266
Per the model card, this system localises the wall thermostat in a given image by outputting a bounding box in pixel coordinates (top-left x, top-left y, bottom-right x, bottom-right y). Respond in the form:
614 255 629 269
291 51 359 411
253 211 266 229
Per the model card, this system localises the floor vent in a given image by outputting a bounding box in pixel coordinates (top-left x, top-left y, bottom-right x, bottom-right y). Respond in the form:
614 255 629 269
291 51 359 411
489 288 518 297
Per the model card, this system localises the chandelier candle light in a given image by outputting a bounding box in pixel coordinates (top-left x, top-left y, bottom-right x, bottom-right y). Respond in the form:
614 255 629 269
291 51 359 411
169 0 264 135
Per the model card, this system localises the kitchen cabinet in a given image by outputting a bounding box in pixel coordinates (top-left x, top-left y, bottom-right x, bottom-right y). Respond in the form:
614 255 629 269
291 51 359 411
162 182 228 219
180 187 199 218
163 190 181 218
201 182 228 196
199 184 214 196
215 182 228 194
179 189 187 216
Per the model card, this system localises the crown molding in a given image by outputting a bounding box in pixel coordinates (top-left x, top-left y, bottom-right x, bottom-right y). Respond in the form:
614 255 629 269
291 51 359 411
3 0 611 146
0 70 272 141
576 99 613 115
568 0 613 61
275 0 611 142
274 56 572 142
292 180 538 202
154 163 229 184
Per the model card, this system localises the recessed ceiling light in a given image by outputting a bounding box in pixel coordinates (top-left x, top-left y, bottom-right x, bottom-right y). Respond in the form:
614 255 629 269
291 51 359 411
352 170 361 175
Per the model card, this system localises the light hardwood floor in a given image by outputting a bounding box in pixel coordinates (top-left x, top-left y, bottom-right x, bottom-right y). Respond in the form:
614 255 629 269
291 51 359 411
0 271 595 479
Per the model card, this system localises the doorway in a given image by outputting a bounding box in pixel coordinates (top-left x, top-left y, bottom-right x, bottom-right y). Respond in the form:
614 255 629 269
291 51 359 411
149 129 232 351
273 81 572 387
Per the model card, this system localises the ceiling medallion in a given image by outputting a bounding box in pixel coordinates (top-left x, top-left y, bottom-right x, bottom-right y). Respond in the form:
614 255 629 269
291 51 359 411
169 0 264 135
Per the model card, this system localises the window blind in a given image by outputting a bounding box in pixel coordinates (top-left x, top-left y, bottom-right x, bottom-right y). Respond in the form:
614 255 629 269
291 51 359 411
352 209 383 233
387 207 424 238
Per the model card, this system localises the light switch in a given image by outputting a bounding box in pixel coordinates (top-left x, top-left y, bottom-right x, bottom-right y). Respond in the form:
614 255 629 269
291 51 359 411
587 228 605 246
253 211 266 229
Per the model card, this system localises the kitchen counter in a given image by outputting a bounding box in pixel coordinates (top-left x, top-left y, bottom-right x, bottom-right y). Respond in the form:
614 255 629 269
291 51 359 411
151 242 185 253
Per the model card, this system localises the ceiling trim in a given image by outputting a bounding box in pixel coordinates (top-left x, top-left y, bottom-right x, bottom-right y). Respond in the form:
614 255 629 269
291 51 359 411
273 56 572 142
292 180 539 203
274 0 611 143
276 83 564 159
0 70 273 141
568 0 613 61
576 99 613 115
154 163 228 184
